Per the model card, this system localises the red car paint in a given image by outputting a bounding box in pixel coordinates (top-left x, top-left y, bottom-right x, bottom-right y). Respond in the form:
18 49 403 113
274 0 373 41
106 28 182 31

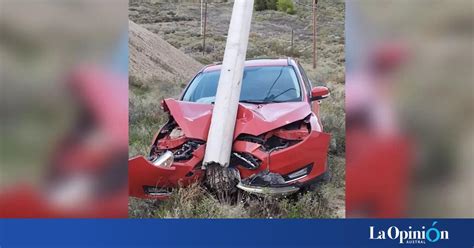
0 66 129 218
345 43 412 217
129 58 331 199
201 59 289 73
346 132 411 217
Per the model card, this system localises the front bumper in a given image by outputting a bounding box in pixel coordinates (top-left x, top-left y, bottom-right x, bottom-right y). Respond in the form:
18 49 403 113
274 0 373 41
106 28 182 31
128 146 205 199
236 182 299 195
129 131 330 199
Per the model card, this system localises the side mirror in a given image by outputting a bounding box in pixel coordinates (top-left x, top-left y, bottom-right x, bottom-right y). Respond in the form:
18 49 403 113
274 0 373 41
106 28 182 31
311 86 330 101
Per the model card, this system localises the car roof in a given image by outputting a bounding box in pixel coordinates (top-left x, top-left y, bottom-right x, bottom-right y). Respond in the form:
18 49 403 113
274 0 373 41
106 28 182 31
202 58 292 72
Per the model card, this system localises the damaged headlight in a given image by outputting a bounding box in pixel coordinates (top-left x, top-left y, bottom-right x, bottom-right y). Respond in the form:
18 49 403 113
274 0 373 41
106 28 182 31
151 150 174 168
231 152 261 170
169 126 184 139
236 118 311 152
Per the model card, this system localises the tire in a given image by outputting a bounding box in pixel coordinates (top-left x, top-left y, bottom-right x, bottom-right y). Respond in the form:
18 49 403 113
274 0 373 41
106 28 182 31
204 163 240 202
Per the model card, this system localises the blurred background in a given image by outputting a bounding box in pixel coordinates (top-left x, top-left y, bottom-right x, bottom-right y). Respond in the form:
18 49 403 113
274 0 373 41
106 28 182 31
0 0 128 217
346 0 473 217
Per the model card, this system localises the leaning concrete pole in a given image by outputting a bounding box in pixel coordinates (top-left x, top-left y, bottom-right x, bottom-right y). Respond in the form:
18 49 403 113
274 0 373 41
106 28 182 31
203 0 254 170
200 0 204 36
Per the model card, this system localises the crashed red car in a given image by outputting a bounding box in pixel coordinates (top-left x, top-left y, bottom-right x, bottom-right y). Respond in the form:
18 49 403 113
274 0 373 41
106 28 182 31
129 58 331 199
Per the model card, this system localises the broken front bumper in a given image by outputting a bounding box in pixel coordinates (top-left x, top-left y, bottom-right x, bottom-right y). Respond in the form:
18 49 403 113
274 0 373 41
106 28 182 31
233 131 331 184
129 130 330 199
129 146 205 199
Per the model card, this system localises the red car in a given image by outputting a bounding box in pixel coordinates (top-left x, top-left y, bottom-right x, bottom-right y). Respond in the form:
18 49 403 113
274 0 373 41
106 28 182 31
129 58 331 199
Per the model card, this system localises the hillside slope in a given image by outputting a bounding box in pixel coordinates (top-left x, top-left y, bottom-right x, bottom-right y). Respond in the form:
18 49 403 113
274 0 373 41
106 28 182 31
129 20 202 84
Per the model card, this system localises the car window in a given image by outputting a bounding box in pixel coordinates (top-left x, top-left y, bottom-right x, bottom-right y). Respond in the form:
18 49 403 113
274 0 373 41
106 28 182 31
297 62 312 100
182 66 302 103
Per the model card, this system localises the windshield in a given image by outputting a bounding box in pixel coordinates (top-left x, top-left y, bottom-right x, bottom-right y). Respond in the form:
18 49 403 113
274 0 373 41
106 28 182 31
182 66 302 104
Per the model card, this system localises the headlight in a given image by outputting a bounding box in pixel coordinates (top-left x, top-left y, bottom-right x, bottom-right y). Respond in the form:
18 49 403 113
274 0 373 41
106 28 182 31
152 150 174 168
169 127 184 139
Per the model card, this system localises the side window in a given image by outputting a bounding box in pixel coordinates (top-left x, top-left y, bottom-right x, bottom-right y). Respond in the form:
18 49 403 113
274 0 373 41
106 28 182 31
297 62 312 100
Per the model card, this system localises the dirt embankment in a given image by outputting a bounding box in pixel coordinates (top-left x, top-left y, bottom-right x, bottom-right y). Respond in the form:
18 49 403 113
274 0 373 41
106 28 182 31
129 20 202 84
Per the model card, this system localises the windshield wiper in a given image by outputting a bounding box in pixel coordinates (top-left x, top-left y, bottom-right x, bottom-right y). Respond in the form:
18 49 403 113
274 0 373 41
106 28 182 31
239 99 291 104
239 100 268 104
263 88 296 102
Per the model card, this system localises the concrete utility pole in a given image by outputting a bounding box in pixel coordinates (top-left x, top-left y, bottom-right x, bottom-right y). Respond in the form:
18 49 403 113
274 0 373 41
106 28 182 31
203 0 254 169
312 0 318 68
201 0 204 36
202 0 208 55
291 28 294 56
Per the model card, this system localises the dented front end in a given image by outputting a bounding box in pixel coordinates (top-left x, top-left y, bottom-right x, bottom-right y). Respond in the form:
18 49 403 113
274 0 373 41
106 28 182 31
129 98 330 199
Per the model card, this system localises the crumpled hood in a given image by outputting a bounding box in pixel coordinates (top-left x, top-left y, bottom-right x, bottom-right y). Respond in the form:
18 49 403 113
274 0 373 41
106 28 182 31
163 98 312 140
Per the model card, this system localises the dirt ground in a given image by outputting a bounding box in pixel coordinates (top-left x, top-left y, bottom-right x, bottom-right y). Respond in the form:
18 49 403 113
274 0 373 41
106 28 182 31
129 20 202 83
129 0 345 218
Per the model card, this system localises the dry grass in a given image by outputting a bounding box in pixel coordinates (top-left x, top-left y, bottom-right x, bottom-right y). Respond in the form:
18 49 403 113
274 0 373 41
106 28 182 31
130 160 344 219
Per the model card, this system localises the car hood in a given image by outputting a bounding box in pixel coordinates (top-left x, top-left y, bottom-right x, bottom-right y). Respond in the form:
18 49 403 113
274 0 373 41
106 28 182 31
163 99 311 140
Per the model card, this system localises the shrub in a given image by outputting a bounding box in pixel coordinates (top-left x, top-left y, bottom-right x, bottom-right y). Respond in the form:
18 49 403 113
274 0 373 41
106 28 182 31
255 0 278 11
266 0 278 10
277 0 296 14
254 0 267 11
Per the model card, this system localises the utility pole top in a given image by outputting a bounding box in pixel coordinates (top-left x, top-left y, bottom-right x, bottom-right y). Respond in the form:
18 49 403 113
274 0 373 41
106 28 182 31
312 0 318 69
